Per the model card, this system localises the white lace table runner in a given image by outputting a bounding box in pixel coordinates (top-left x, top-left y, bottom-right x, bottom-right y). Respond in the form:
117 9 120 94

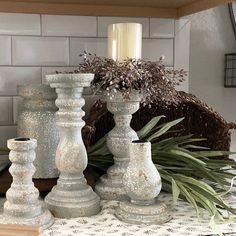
40 193 236 236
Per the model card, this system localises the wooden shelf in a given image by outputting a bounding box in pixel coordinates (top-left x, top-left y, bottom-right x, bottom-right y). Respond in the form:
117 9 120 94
0 0 233 18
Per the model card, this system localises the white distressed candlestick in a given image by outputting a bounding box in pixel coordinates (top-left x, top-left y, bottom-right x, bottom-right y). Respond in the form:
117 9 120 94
45 73 100 218
95 91 141 200
1 138 54 229
96 23 143 200
115 141 171 224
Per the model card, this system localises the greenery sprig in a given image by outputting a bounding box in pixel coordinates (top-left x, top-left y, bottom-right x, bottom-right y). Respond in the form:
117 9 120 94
87 116 236 225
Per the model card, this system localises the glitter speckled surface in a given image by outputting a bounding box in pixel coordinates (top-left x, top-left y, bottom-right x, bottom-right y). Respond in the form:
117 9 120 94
17 84 59 179
115 141 171 225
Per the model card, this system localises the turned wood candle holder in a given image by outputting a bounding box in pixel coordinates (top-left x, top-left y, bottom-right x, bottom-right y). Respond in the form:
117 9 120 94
45 73 100 218
95 91 141 200
1 138 54 229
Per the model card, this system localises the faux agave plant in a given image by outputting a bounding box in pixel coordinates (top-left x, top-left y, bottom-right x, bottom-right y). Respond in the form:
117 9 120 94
87 116 236 228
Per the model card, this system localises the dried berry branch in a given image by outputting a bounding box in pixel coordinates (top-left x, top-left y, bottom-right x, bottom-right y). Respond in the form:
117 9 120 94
70 52 187 106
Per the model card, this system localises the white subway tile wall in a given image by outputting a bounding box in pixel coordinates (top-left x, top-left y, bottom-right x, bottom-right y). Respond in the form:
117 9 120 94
0 36 11 65
0 125 17 149
0 97 13 125
0 67 41 95
0 13 190 149
12 36 69 66
150 18 175 38
143 39 173 65
0 13 40 35
69 38 107 65
42 15 97 37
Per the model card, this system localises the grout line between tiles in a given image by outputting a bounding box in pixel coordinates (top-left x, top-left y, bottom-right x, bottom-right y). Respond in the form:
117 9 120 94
148 17 150 38
10 36 13 65
41 67 43 83
0 94 20 97
0 60 175 67
40 14 42 36
0 124 16 127
0 34 174 39
0 125 17 128
11 96 14 125
174 19 176 36
68 37 71 65
0 65 70 67
96 16 98 37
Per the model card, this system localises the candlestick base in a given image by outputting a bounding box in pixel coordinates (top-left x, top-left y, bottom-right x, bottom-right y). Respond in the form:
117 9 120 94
115 199 172 225
45 174 100 218
1 206 54 229
95 174 128 201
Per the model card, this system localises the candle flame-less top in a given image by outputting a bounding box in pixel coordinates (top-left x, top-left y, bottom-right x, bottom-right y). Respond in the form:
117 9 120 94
107 23 142 62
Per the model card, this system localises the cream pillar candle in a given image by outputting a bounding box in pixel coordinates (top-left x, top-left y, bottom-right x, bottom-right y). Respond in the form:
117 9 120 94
108 23 142 62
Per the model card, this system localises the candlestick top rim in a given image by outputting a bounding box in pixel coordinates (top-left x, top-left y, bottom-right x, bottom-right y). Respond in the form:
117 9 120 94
18 84 57 100
7 137 37 150
132 140 149 144
14 138 30 142
104 90 142 102
130 140 151 146
46 73 94 86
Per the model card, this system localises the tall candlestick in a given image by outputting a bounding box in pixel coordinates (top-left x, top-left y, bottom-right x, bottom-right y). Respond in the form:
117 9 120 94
95 91 141 200
45 73 100 218
107 23 142 62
